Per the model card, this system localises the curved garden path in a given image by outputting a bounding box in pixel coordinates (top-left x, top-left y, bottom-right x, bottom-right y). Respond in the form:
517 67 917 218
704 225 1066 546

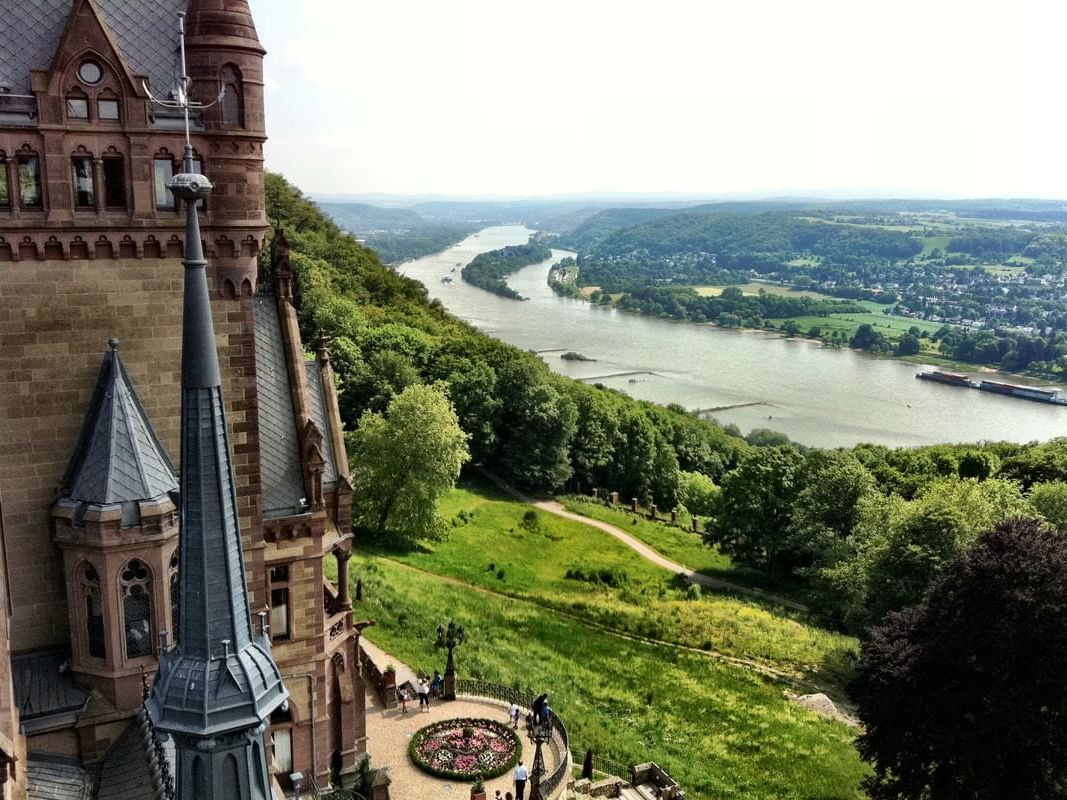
362 647 566 800
477 469 806 612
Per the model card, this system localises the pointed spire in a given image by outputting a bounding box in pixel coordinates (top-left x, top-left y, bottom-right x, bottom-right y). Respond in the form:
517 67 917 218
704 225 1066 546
60 339 177 512
149 146 285 797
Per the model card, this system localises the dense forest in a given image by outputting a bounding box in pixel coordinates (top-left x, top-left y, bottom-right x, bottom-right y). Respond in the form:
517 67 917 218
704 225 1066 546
266 174 1067 644
461 240 553 299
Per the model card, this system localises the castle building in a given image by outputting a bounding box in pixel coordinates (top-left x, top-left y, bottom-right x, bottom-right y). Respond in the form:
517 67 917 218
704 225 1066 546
0 1 366 797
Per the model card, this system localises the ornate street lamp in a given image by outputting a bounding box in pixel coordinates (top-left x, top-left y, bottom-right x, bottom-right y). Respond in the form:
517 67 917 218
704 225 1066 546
433 619 465 700
528 716 552 800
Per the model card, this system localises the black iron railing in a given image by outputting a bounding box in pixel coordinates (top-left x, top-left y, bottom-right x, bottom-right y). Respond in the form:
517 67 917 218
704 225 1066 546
570 748 630 782
453 679 571 797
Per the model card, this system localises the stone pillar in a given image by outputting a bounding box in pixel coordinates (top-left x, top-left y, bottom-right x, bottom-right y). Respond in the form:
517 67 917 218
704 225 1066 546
336 550 351 610
592 488 599 500
671 509 678 526
610 492 619 507
650 504 658 520
93 158 105 213
631 498 638 513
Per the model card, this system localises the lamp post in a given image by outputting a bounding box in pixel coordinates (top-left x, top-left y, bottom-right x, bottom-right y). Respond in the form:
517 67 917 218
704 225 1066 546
528 717 551 800
433 619 465 700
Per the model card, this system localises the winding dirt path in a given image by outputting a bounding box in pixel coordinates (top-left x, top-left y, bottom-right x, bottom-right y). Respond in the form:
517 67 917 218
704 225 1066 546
477 469 806 612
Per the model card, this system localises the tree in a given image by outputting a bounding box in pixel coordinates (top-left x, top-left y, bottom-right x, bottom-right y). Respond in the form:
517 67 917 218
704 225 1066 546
851 519 1067 800
706 445 804 582
498 373 577 492
788 449 875 589
677 471 719 517
1029 481 1067 533
895 333 920 356
568 385 619 494
350 384 470 544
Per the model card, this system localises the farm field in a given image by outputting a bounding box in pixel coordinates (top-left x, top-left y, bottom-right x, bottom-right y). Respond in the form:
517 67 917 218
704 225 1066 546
693 282 828 299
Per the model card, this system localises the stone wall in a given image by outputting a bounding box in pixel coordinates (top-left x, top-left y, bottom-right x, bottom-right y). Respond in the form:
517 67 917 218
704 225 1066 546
0 255 258 651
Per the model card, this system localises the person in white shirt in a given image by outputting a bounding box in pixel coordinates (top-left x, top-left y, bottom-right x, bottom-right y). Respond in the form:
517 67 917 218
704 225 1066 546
514 761 529 800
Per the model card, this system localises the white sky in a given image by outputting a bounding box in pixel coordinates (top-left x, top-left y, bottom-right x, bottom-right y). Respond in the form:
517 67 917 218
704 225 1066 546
253 0 1067 199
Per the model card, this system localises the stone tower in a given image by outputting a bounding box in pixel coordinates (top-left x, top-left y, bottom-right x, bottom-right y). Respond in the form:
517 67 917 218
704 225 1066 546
0 2 365 795
52 339 180 713
148 151 286 800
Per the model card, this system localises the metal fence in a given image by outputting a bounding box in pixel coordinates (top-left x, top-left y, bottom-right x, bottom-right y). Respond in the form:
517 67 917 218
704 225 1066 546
453 679 571 798
570 748 630 782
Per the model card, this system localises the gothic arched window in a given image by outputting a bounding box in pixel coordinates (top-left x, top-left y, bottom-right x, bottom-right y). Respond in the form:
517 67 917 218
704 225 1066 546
120 559 153 658
221 65 243 128
80 563 106 659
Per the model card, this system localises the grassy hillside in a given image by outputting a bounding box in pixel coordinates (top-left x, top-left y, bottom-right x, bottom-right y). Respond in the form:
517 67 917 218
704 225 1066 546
351 478 867 800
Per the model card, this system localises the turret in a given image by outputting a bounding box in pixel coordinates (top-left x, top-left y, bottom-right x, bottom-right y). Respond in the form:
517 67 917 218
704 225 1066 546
52 340 180 712
183 0 268 296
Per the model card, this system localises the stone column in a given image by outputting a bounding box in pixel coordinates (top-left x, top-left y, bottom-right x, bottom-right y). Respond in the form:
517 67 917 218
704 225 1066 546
93 158 105 213
336 550 351 610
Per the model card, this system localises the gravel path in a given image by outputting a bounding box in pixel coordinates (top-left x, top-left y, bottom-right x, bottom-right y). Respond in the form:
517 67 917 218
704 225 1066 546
478 468 805 611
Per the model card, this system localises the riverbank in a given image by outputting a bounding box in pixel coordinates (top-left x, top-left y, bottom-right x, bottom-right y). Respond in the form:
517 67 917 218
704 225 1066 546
400 226 1066 448
576 289 1067 393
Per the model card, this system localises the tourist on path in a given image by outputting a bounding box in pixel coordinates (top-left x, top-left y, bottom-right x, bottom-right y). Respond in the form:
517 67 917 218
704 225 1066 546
417 679 430 711
531 693 547 726
514 761 529 800
509 701 520 728
399 688 410 714
430 671 444 698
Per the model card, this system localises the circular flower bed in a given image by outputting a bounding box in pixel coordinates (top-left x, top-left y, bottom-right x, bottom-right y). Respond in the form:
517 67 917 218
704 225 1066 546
409 717 522 781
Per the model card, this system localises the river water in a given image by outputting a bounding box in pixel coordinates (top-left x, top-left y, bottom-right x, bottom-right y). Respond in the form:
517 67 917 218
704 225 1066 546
398 226 1066 448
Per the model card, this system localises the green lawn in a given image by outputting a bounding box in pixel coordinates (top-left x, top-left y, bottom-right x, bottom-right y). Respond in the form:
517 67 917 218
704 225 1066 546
366 480 857 690
781 312 944 342
919 235 951 256
353 555 869 800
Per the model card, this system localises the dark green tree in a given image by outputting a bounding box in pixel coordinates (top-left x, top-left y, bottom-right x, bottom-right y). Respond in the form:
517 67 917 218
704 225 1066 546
851 519 1067 800
706 445 804 582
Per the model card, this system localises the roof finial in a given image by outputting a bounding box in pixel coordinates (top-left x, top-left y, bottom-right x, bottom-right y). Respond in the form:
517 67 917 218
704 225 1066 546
142 13 224 151
108 337 119 351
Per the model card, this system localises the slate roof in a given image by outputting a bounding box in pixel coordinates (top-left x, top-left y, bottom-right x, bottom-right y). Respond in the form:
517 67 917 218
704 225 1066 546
253 296 306 518
305 359 339 486
12 651 89 727
61 341 178 521
0 0 184 95
27 755 92 800
95 714 167 800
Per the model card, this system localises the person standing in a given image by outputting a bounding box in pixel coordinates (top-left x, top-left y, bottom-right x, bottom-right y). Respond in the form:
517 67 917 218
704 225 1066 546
509 701 520 728
418 679 430 711
514 760 529 800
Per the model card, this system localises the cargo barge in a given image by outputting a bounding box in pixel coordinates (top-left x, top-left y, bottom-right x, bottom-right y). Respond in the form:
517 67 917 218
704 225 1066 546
916 370 1067 405
915 370 975 388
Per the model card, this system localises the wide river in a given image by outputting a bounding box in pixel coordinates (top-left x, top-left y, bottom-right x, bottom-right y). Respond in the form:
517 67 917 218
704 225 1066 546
399 226 1066 448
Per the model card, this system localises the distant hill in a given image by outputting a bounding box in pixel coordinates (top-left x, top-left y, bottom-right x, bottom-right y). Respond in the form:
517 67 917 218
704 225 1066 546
317 202 427 234
555 207 679 252
318 202 475 264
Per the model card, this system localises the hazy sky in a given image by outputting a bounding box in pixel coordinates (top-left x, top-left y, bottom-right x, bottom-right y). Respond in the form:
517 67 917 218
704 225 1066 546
254 1 1066 199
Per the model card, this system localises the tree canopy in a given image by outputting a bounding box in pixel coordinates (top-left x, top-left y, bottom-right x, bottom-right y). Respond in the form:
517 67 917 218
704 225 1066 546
349 383 470 544
850 519 1067 800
